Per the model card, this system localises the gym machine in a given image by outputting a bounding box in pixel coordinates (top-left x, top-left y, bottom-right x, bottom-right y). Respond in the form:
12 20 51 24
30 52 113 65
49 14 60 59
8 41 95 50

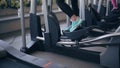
21 0 120 68
0 40 65 68
0 0 65 68
85 0 120 32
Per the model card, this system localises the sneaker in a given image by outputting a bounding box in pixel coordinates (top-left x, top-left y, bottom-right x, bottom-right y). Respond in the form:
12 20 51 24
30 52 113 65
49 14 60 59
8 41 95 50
111 8 120 14
70 18 83 32
62 25 72 32
64 25 72 30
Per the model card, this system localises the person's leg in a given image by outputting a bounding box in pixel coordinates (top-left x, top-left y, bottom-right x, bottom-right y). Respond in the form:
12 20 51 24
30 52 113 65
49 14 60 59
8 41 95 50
70 0 83 32
71 0 79 16
56 0 83 32
70 17 83 32
56 0 78 31
111 0 120 14
56 0 74 18
70 0 79 21
111 0 118 10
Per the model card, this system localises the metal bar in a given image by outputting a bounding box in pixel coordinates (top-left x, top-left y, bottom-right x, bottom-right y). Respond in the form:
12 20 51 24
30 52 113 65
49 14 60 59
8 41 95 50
0 10 62 22
77 42 120 47
82 0 85 20
47 0 52 12
36 36 45 41
66 0 71 27
97 0 102 13
48 0 52 6
30 0 36 14
79 0 85 20
57 32 120 45
79 0 82 19
20 0 26 48
93 0 97 5
106 0 110 16
42 0 49 33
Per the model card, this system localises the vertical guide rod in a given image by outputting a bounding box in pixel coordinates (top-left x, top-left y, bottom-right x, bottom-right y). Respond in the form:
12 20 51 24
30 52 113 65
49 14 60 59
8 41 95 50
97 0 102 13
79 0 82 19
42 0 49 33
93 0 97 5
20 0 26 48
48 0 52 12
82 0 85 20
106 0 110 16
30 0 36 14
79 0 85 20
66 0 71 26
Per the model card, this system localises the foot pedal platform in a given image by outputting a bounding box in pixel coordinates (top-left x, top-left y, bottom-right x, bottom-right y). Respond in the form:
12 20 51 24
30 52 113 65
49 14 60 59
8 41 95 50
62 27 93 41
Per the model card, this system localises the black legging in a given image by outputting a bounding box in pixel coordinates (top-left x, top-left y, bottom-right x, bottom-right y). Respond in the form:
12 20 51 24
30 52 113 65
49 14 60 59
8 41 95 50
56 0 79 18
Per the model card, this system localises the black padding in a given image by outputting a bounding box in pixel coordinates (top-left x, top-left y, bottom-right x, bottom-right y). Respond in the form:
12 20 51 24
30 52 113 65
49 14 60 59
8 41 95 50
85 9 93 26
0 47 7 58
63 27 92 41
48 12 61 46
29 14 43 41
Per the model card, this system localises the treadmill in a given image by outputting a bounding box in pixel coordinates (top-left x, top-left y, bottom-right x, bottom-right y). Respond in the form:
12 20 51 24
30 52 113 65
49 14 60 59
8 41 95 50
0 40 65 68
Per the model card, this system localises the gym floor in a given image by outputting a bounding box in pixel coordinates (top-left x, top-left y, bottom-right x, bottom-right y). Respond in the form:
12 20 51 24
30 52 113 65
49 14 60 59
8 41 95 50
0 23 105 68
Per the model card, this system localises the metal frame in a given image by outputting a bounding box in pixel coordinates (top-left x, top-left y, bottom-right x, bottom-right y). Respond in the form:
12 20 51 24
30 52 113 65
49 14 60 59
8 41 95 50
20 0 26 49
41 0 119 68
20 0 44 52
42 0 49 33
20 0 120 68
66 0 71 26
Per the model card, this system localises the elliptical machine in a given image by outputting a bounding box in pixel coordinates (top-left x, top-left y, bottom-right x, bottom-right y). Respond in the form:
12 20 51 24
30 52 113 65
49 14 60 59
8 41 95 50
24 0 120 68
89 0 120 31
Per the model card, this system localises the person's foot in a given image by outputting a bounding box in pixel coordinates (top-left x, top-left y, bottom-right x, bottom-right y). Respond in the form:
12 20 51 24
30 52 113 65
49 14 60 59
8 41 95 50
70 18 83 32
64 25 72 30
62 25 72 32
111 8 120 14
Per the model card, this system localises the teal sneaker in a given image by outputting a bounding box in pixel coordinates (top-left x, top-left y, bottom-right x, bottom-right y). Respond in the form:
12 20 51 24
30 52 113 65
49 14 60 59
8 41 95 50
70 18 83 32
64 25 72 31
